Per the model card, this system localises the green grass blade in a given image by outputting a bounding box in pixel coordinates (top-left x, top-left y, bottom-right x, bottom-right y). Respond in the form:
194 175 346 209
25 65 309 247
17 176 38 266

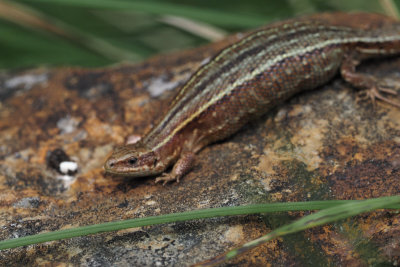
19 0 268 27
2 0 141 61
1 199 400 250
197 195 400 266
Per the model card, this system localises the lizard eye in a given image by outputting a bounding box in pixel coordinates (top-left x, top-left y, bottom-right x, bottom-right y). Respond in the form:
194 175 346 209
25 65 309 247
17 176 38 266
128 157 137 165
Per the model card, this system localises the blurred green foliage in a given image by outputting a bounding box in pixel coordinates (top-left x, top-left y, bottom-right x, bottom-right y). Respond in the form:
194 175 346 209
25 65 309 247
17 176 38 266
0 0 393 69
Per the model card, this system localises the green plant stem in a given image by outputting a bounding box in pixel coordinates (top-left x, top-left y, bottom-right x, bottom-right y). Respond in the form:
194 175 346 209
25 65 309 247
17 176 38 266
1 199 400 250
196 195 400 266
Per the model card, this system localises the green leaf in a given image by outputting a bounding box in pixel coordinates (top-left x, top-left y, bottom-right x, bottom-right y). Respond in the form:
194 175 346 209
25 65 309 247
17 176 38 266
198 195 400 266
1 198 399 250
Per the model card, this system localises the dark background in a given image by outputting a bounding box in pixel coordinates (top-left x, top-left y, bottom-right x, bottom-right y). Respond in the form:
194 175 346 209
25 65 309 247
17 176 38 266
0 0 394 69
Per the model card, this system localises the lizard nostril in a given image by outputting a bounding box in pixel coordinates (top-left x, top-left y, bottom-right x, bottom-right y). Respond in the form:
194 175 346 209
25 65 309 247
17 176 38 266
105 161 114 169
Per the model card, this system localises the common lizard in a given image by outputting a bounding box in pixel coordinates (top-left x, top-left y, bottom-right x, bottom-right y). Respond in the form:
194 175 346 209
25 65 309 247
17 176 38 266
104 12 400 184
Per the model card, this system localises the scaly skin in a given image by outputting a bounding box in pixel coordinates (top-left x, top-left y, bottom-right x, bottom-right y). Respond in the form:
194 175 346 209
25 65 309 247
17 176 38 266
104 12 400 184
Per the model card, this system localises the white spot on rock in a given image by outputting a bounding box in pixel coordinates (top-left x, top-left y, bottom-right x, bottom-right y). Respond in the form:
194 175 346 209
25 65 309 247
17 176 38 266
148 76 180 97
146 200 157 206
57 115 80 134
57 174 75 187
224 225 243 243
200 57 211 66
59 161 78 174
126 135 141 145
5 74 47 90
13 197 40 208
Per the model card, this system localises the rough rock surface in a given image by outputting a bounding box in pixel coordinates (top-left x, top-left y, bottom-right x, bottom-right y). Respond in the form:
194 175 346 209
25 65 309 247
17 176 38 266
0 29 400 266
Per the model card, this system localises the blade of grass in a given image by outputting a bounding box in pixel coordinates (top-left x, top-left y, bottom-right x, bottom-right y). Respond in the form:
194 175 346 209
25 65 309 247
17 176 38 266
19 0 269 28
196 195 400 266
1 0 141 61
158 16 227 41
379 0 400 18
1 199 400 250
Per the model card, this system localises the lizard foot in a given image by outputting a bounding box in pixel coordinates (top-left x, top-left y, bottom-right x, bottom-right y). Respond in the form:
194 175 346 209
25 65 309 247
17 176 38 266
358 78 400 108
155 173 180 186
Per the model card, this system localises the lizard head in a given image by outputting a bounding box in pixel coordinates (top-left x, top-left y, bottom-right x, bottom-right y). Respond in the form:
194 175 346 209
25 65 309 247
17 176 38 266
104 142 164 177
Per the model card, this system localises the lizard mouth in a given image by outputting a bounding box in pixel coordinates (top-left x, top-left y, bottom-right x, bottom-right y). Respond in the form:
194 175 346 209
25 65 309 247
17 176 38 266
103 163 163 177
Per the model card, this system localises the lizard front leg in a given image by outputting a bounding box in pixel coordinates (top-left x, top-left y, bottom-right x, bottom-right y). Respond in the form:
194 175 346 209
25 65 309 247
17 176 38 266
155 152 195 185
